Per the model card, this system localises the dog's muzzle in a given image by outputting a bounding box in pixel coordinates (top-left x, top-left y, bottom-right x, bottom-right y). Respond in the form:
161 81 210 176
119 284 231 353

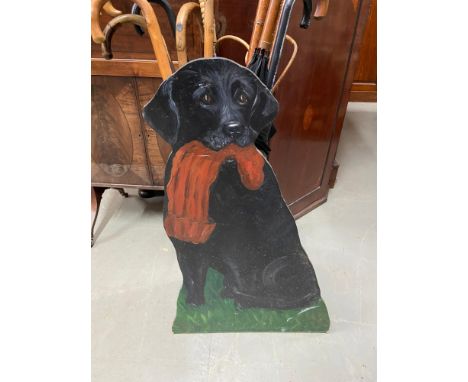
203 122 254 150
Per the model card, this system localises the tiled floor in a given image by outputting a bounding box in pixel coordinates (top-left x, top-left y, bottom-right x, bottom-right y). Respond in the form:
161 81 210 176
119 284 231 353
92 102 377 381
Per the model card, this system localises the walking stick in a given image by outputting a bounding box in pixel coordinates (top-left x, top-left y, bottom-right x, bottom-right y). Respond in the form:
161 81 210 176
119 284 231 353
246 0 270 64
100 14 147 60
199 0 216 57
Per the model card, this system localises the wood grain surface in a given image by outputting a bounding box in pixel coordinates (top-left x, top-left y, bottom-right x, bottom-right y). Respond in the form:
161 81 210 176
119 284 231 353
92 76 152 186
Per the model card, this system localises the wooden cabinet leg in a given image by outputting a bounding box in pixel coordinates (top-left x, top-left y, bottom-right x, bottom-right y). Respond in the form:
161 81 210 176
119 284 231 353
328 160 340 188
91 187 107 247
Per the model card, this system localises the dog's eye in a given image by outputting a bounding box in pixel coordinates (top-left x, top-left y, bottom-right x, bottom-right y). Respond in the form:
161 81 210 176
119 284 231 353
234 89 249 105
200 93 214 105
239 93 248 105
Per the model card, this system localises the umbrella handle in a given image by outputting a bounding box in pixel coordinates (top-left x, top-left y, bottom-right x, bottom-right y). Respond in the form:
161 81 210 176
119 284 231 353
246 0 270 64
131 0 177 37
199 0 216 57
101 14 148 60
92 0 174 80
300 0 312 28
176 2 204 66
102 1 122 17
301 0 329 28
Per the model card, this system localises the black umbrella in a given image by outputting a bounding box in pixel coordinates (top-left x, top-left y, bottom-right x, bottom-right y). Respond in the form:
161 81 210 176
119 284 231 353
131 0 177 37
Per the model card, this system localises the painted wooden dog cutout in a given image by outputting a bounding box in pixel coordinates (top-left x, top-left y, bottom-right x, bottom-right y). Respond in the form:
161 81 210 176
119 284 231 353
143 58 321 309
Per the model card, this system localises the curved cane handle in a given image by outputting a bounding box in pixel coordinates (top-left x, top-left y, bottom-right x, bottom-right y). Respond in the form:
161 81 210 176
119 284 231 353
91 0 174 79
176 2 203 66
101 14 147 60
131 0 177 37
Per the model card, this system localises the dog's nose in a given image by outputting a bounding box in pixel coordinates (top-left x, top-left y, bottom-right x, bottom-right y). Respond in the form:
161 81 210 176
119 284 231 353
223 121 244 137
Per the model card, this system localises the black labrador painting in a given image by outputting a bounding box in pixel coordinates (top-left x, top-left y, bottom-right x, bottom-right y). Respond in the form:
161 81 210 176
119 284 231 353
143 58 323 312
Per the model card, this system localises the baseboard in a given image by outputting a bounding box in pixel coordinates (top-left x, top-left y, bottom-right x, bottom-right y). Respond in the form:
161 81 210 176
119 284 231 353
349 82 377 102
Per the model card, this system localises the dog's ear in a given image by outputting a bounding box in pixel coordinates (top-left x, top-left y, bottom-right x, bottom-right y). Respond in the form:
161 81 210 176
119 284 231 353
142 77 178 146
251 84 279 129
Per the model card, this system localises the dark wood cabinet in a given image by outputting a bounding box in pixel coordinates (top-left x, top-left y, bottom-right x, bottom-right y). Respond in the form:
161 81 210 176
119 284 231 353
91 0 371 218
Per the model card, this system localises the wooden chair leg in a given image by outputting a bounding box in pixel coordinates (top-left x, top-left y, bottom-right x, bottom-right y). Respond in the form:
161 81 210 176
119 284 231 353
91 186 107 247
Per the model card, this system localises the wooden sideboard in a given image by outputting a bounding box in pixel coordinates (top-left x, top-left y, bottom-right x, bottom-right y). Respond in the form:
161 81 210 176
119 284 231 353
92 0 371 228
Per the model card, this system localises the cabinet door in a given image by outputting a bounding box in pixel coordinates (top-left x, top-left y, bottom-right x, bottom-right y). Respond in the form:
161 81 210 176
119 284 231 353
91 76 152 187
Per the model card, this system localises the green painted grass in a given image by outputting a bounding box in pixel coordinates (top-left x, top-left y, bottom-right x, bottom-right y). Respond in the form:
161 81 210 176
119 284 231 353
172 268 330 333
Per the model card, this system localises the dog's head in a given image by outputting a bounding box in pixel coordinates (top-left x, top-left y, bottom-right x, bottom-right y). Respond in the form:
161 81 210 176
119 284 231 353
143 58 278 151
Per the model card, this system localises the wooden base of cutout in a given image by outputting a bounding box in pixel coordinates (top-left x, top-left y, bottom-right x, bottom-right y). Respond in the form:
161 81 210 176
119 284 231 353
173 268 330 334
